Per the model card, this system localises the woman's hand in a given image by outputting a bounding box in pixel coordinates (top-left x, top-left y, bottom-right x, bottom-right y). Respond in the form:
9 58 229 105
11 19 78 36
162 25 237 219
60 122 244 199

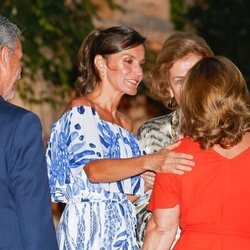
145 140 195 175
142 171 156 191
127 194 139 203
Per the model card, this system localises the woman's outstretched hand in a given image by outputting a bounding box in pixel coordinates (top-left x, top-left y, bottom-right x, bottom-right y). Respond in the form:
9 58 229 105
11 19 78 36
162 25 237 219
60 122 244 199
145 140 195 175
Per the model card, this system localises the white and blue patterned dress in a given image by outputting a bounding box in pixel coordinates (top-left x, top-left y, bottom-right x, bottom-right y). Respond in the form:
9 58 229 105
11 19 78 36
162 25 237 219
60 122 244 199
46 105 145 250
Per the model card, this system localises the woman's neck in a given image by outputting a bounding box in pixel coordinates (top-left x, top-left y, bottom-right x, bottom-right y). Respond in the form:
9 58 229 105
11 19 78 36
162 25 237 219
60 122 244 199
212 132 250 159
87 84 123 113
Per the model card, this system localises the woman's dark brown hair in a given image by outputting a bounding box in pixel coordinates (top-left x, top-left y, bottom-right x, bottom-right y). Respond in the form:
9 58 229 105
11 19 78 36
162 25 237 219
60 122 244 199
75 26 146 96
180 56 250 149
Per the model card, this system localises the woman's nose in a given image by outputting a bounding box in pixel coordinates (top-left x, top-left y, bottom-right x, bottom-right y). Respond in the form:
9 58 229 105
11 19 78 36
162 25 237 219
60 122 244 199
134 63 143 77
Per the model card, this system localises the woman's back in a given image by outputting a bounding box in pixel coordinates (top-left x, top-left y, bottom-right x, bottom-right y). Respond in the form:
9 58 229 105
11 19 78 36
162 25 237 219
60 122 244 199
170 136 250 249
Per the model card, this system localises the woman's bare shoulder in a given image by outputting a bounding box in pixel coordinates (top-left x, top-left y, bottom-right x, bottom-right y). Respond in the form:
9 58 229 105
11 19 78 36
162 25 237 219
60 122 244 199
67 96 93 109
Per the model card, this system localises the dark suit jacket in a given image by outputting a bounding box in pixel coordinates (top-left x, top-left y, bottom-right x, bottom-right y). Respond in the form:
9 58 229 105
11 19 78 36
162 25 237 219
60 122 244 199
0 96 58 250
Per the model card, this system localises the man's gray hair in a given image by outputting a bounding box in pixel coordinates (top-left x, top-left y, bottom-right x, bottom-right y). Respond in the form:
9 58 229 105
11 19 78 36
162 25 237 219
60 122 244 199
0 15 21 50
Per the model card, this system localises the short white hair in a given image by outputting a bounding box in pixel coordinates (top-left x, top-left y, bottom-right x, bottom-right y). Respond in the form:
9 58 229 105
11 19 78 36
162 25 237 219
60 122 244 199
0 15 21 50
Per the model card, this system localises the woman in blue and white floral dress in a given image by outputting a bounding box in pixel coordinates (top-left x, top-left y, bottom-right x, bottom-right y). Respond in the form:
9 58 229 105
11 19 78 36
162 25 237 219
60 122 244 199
46 26 186 250
47 105 144 249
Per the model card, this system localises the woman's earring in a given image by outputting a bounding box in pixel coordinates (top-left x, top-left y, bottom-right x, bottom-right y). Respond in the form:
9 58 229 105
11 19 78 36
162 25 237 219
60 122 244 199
168 98 173 108
102 70 105 78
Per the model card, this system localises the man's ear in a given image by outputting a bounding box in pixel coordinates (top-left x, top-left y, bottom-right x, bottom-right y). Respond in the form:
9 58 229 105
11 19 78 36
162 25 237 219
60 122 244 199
0 45 10 68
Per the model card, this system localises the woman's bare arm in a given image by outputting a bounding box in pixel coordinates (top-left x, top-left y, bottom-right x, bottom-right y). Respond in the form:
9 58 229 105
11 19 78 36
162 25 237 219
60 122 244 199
84 141 194 183
142 205 180 250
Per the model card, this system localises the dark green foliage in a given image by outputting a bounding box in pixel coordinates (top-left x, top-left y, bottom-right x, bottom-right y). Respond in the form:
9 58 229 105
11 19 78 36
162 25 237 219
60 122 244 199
1 0 96 88
171 0 250 89
170 0 185 30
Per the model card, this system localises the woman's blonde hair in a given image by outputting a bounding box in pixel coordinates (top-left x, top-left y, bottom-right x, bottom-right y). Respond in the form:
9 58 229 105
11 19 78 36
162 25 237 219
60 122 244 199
150 32 213 108
180 56 250 149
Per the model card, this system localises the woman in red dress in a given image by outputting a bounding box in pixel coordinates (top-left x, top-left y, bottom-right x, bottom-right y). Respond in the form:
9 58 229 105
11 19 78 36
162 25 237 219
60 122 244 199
142 56 250 250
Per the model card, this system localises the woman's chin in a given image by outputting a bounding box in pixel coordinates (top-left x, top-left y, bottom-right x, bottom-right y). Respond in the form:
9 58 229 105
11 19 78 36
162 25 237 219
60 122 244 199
125 88 138 96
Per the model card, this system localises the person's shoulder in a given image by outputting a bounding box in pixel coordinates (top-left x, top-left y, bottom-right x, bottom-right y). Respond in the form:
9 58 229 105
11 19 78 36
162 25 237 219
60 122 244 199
143 113 172 127
1 100 28 113
67 96 93 110
137 111 177 139
175 137 201 153
139 111 178 132
56 97 101 131
137 113 177 153
0 102 42 139
0 100 39 121
138 114 166 135
62 97 97 120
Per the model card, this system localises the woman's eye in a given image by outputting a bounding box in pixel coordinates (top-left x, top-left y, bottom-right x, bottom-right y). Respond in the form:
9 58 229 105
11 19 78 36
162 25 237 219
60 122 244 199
125 59 133 64
176 79 184 85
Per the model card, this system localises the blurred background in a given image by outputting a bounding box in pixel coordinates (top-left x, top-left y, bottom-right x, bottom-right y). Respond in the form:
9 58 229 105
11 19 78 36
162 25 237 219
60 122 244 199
1 0 250 139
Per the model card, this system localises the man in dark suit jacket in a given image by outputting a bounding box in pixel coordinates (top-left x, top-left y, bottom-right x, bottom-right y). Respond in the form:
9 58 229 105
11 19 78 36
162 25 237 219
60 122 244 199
0 15 58 249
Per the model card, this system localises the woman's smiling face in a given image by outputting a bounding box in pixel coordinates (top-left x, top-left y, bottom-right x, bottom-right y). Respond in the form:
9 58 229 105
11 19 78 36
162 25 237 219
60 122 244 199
104 44 145 96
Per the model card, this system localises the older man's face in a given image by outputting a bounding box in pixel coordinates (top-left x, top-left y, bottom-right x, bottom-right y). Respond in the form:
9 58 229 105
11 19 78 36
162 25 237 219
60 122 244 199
2 38 23 101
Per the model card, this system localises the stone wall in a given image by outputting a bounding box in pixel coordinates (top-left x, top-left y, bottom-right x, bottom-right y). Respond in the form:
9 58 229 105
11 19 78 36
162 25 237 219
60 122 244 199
92 0 173 50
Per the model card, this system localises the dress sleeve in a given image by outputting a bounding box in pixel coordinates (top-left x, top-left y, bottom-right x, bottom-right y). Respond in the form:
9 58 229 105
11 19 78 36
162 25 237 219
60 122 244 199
46 106 104 203
148 173 180 211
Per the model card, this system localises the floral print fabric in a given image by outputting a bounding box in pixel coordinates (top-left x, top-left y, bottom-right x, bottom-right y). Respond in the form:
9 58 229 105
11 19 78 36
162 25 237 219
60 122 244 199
46 106 144 249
